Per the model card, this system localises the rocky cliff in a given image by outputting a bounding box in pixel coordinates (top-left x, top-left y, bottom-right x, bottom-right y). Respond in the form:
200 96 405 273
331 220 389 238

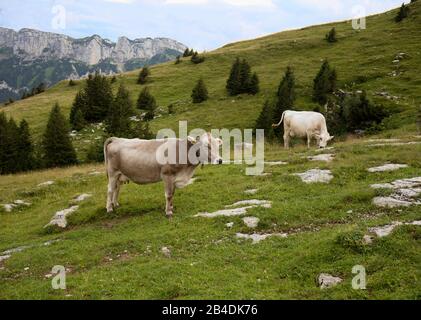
0 27 187 103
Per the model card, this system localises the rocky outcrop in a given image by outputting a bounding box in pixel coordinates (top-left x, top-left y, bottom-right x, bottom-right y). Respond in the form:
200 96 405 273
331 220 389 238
0 27 187 67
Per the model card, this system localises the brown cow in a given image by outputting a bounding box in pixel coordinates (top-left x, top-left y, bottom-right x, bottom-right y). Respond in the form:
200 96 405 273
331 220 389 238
104 133 223 218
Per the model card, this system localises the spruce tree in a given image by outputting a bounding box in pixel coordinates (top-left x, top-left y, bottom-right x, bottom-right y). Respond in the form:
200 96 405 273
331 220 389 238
395 3 410 22
70 90 88 131
248 73 260 95
137 66 150 85
275 66 296 123
325 28 338 43
42 104 78 168
0 113 10 174
16 119 35 172
255 100 275 140
84 73 114 122
239 59 252 92
3 118 19 174
226 58 242 96
313 60 337 105
137 87 157 121
191 78 209 103
191 52 205 64
106 84 134 137
175 56 182 65
131 120 154 140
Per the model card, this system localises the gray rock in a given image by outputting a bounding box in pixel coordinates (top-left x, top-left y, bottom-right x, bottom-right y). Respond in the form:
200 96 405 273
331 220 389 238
318 273 343 289
368 164 408 173
243 217 260 229
45 206 79 229
293 169 333 184
236 232 288 244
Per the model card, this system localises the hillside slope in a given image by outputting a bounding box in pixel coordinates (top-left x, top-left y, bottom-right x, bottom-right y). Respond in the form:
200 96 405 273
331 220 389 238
2 2 421 148
0 3 421 300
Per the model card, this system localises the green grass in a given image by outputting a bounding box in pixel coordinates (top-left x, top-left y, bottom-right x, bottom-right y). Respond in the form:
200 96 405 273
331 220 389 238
1 3 421 300
0 137 420 299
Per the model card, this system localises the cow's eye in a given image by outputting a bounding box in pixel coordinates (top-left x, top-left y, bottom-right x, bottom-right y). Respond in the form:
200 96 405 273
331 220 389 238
196 150 200 158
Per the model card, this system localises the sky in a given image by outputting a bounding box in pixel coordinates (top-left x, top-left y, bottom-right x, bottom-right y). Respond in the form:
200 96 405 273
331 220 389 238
0 0 409 50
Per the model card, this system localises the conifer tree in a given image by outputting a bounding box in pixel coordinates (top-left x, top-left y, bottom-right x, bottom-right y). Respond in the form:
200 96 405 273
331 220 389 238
255 100 275 140
70 90 88 131
191 78 209 103
274 66 295 124
248 72 260 95
137 87 157 121
16 119 35 172
0 112 8 174
325 28 338 43
131 120 154 140
175 56 182 65
226 58 242 96
417 105 421 133
3 118 19 174
191 52 205 64
137 66 150 85
84 73 114 122
313 60 337 105
106 84 134 136
395 3 410 22
42 104 77 168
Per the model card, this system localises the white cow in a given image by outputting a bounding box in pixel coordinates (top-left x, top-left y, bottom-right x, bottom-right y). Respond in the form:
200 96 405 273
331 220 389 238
272 110 334 149
104 133 223 218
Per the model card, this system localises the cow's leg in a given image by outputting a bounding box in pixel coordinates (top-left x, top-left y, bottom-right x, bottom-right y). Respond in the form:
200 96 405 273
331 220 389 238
106 174 118 213
307 131 312 149
283 131 290 149
163 176 176 218
112 179 122 208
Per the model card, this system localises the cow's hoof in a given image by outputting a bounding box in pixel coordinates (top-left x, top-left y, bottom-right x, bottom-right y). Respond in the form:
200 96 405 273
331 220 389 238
113 203 120 208
166 213 173 220
107 207 114 213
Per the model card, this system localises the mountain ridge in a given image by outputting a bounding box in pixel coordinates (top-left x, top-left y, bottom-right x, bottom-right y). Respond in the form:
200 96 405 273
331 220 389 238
0 27 187 102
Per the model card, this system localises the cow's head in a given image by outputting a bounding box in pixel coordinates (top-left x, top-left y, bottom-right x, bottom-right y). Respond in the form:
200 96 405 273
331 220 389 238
189 133 223 165
316 133 334 148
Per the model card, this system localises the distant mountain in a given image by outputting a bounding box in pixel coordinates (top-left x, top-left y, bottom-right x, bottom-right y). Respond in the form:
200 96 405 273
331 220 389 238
0 27 187 103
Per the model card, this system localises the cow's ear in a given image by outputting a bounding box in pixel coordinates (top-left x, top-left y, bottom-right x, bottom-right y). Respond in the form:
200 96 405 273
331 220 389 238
329 136 335 141
216 138 223 146
188 136 197 144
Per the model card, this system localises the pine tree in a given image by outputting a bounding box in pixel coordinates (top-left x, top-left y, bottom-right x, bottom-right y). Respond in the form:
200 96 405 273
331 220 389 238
42 104 78 168
255 100 275 140
70 90 88 131
16 119 35 172
191 52 205 64
183 48 191 57
84 73 114 122
313 60 337 105
3 118 20 174
325 28 338 43
137 87 157 121
226 58 259 96
395 3 410 22
106 84 135 136
137 66 150 85
175 56 182 65
248 73 260 95
192 78 209 104
275 66 296 123
0 112 10 174
226 58 242 96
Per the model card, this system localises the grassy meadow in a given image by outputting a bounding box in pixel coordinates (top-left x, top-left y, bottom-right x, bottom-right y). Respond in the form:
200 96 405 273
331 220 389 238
0 3 421 299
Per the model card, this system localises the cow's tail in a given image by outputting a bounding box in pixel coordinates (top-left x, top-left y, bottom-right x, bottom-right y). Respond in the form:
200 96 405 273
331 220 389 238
272 111 288 128
104 137 116 178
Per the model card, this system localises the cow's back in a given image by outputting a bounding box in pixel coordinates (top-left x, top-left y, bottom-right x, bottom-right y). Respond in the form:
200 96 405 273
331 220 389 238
286 111 326 136
106 138 165 184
